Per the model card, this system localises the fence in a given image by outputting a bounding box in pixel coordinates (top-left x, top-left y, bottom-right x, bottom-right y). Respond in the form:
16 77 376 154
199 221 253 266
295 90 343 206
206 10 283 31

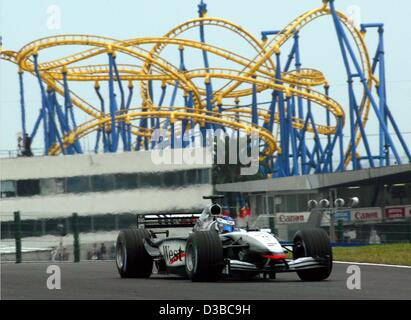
0 211 191 263
1 209 411 263
0 148 44 159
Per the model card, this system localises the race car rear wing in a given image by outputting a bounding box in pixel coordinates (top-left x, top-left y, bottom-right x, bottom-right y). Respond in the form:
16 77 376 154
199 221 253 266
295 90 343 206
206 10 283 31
137 212 201 229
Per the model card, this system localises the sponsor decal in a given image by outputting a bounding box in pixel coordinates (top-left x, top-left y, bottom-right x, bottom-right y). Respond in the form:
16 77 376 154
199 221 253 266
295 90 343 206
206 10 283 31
351 208 382 222
385 207 406 219
163 245 186 265
169 250 186 265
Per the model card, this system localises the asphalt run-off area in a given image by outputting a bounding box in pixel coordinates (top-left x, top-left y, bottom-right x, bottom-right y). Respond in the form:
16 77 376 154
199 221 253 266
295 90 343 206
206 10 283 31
1 261 410 300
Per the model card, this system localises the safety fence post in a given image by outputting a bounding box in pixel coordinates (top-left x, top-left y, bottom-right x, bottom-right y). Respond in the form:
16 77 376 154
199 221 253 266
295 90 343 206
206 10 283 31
337 219 344 243
72 213 80 263
269 214 277 236
13 211 22 263
409 221 411 244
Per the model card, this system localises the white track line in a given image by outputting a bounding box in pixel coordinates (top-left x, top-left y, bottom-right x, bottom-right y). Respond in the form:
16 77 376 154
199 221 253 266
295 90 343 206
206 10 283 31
335 261 411 269
2 260 410 269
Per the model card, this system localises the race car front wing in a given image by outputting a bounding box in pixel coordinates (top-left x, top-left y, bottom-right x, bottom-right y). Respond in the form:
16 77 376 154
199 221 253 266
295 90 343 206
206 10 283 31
225 257 329 274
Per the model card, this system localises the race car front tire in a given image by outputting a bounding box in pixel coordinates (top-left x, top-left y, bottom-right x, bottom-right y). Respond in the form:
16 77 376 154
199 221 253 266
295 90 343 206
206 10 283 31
116 228 153 278
185 231 224 282
293 228 333 281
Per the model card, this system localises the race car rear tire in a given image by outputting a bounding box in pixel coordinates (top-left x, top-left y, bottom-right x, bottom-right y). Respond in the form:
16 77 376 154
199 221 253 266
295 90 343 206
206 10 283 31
185 231 224 282
293 228 333 281
116 228 153 278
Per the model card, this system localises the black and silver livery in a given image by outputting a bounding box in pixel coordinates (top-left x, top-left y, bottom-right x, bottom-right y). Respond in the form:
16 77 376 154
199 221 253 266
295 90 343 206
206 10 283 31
115 195 333 281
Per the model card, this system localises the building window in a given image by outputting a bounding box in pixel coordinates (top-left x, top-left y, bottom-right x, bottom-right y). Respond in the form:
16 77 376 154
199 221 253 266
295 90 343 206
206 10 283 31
286 195 298 212
16 180 40 197
40 179 65 196
115 174 137 190
91 175 115 192
186 169 198 185
199 169 210 184
267 196 274 214
296 194 310 212
66 176 91 194
175 171 184 186
163 171 178 187
0 181 16 198
255 194 266 215
139 173 163 188
2 168 213 198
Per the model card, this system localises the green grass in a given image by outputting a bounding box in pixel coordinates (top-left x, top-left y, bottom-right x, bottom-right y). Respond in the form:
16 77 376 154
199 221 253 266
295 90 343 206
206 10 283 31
332 243 411 266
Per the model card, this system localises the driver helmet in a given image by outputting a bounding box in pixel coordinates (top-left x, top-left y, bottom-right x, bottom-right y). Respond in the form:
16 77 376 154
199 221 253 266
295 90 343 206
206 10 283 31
221 216 235 233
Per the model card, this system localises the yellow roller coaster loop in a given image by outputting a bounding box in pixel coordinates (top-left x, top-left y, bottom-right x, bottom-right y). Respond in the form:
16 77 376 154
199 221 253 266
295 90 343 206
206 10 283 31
3 0 406 176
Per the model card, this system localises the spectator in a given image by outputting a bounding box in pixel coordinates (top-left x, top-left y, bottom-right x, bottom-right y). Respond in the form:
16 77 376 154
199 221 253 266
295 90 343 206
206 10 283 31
22 134 33 157
50 247 58 261
110 244 116 260
100 243 107 260
369 229 381 244
87 249 93 260
17 135 23 157
62 247 70 261
91 243 99 260
240 203 251 219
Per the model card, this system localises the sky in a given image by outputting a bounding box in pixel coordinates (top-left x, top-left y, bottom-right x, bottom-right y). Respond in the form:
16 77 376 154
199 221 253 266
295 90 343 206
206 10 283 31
0 0 410 158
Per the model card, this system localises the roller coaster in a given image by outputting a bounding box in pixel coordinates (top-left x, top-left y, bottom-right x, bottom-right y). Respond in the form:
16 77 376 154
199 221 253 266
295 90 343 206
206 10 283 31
1 0 410 177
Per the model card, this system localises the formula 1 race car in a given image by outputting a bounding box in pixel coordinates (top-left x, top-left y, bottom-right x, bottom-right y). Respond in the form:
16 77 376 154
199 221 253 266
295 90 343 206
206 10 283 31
115 196 332 282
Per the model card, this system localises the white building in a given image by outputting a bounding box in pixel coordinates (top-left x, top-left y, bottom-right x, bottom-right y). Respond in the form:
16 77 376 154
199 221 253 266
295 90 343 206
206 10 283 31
0 149 213 224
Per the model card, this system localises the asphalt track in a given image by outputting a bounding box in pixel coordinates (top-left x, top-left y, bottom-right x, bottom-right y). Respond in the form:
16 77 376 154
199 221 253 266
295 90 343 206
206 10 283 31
1 261 410 300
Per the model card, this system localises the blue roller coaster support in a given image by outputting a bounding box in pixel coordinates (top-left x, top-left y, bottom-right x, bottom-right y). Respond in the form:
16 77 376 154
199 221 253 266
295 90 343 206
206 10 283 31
361 23 411 164
31 108 43 143
198 0 210 71
151 83 167 149
62 71 82 154
46 89 65 155
33 54 50 155
265 91 276 134
108 52 119 152
18 71 27 139
198 0 216 142
251 75 258 126
125 82 134 152
288 96 298 176
46 89 56 148
274 52 289 177
112 54 129 151
94 83 110 153
329 0 403 166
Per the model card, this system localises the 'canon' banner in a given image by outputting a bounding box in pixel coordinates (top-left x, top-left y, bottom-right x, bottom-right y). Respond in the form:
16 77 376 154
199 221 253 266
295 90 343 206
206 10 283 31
351 207 382 223
276 212 311 224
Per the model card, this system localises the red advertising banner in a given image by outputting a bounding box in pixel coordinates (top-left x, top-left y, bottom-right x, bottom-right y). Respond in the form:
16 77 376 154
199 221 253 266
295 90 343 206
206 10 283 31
384 207 406 219
406 206 411 218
